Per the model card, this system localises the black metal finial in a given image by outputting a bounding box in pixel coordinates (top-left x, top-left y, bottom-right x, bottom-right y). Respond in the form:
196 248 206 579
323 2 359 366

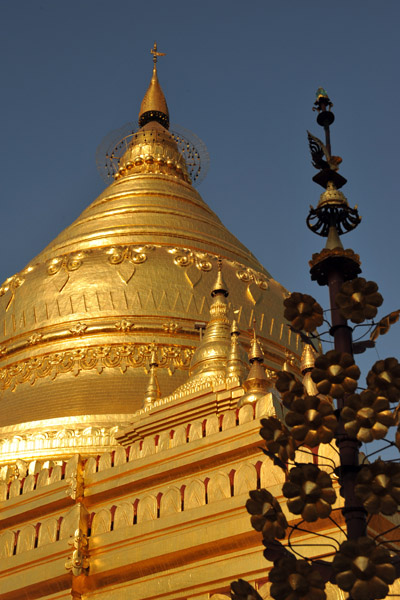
307 88 347 190
313 88 335 153
306 89 360 241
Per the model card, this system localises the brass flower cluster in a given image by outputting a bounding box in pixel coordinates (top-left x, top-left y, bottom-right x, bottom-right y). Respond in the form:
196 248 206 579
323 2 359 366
335 278 383 324
269 556 326 600
370 310 400 342
275 371 304 408
341 390 395 443
333 537 396 600
260 417 296 462
311 350 360 398
246 489 288 542
231 579 263 600
283 292 324 332
285 394 337 446
366 357 400 403
355 459 400 515
282 464 336 522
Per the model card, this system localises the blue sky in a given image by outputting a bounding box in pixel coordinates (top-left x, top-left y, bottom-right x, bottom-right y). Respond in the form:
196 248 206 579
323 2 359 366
1 0 399 380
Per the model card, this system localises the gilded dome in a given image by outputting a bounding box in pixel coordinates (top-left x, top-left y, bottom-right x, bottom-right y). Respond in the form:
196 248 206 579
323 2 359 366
0 57 300 462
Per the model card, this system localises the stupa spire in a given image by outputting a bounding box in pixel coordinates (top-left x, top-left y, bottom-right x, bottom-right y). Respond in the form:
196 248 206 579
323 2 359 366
249 322 264 363
187 258 231 381
138 42 169 129
226 318 249 383
142 347 161 408
238 325 270 406
212 258 229 298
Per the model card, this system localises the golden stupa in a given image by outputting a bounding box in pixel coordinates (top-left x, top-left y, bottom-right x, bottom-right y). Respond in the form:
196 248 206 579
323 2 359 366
0 46 299 464
0 46 352 600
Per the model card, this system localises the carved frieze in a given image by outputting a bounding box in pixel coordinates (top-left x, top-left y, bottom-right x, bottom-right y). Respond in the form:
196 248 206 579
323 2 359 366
47 252 86 292
0 266 34 311
168 247 214 271
0 343 194 392
105 245 154 284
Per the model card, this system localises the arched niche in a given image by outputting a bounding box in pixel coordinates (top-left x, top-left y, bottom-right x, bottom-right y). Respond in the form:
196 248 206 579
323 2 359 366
160 487 181 517
0 530 16 559
16 524 36 554
234 462 257 496
114 502 134 530
114 446 127 467
208 472 231 503
91 508 112 535
37 517 58 547
137 495 157 523
185 479 206 510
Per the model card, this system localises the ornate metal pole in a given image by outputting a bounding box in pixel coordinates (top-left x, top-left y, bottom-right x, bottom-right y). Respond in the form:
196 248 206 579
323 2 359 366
307 88 367 541
231 89 400 600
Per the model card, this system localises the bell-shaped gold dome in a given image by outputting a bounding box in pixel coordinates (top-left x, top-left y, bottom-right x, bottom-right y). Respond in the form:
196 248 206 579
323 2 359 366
0 55 300 462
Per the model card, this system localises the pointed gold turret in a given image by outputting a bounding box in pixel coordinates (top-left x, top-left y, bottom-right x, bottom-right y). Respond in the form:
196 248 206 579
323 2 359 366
238 330 270 406
226 319 249 383
187 259 231 382
249 328 264 362
212 258 229 298
138 42 169 129
143 347 161 408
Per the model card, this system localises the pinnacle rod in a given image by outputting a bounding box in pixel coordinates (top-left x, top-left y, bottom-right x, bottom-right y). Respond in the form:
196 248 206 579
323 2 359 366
324 124 332 159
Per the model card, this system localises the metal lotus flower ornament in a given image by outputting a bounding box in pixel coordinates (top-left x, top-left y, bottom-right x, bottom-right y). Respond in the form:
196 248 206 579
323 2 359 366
284 394 337 446
355 459 400 515
283 292 324 332
230 579 263 600
275 371 304 408
335 278 383 324
340 390 395 442
246 489 288 542
269 556 326 600
311 350 360 398
282 464 336 522
370 310 400 342
366 357 400 403
259 416 296 463
333 538 396 600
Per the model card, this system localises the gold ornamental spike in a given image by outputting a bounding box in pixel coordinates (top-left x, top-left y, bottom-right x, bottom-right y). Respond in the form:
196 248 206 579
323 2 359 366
149 345 158 367
211 258 229 298
185 260 231 382
249 329 264 363
138 42 169 129
238 347 269 407
230 319 240 336
226 318 249 383
143 364 161 408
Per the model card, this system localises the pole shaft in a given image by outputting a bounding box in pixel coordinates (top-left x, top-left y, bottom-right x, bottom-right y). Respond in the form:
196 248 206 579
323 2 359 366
327 268 367 539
